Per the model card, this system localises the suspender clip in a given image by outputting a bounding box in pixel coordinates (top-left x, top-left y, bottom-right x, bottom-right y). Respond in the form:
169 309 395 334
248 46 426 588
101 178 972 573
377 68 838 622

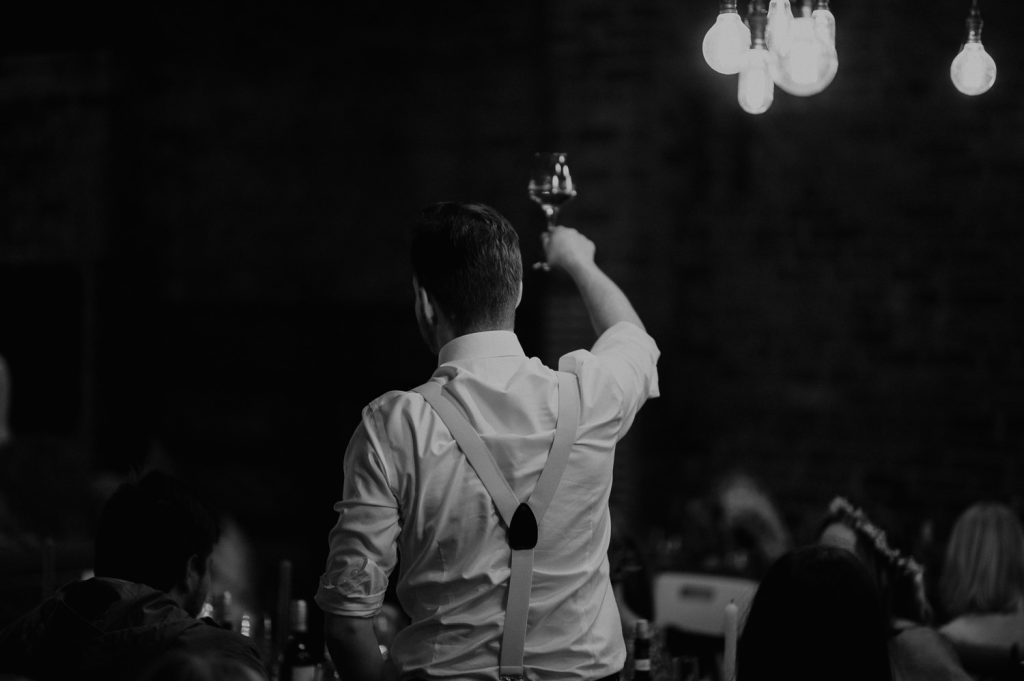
508 502 538 550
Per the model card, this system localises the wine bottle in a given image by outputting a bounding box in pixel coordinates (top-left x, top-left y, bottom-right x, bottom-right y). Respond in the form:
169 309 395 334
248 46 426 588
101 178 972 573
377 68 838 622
279 599 318 681
633 618 652 681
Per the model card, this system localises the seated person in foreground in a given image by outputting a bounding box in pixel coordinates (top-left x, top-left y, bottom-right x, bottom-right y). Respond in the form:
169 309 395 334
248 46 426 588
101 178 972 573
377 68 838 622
939 502 1024 678
819 496 971 681
0 470 266 681
738 544 894 681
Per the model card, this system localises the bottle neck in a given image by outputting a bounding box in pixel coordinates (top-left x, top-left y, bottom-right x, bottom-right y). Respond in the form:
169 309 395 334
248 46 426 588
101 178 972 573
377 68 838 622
289 599 309 634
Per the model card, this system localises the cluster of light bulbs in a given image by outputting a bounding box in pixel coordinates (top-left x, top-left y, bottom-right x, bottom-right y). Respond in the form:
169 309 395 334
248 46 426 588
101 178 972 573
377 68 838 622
702 0 838 114
702 0 997 115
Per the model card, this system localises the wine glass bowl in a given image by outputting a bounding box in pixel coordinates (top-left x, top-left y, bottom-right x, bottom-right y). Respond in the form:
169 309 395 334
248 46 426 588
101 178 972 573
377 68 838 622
528 152 577 229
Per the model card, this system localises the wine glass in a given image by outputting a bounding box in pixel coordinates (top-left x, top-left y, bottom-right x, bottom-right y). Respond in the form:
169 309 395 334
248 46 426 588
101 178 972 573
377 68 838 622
528 152 578 270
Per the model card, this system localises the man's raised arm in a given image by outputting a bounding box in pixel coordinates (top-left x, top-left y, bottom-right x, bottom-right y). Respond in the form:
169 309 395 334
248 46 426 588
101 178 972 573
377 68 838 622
542 226 645 336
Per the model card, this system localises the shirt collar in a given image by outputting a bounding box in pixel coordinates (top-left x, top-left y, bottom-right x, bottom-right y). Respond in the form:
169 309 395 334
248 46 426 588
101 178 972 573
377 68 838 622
437 330 525 366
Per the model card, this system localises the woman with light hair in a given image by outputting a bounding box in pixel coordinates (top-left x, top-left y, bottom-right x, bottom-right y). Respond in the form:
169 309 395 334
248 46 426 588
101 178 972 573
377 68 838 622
939 502 1024 675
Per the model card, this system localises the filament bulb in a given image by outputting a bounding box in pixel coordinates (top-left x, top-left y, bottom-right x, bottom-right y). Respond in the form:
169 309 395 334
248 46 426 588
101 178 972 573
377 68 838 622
812 5 836 46
951 2 996 96
738 45 776 115
766 0 795 56
702 10 752 75
774 15 836 96
951 42 996 95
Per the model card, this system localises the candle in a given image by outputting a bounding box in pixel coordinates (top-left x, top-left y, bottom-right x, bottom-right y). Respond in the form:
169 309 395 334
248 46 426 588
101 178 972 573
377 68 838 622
723 600 739 681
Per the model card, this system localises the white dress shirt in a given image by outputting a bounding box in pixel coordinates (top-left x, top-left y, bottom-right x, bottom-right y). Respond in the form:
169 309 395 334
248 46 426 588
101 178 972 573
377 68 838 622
316 321 660 680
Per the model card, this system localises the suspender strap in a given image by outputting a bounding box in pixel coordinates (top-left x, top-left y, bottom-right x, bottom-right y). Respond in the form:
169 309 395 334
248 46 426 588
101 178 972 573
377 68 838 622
501 548 535 679
413 381 520 525
412 372 581 681
529 373 581 523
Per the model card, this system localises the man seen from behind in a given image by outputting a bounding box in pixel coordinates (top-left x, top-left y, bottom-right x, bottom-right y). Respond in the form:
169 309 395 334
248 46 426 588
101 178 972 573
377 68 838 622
316 202 660 681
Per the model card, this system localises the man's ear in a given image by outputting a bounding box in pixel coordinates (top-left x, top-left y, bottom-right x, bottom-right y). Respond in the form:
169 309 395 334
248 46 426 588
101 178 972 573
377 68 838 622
416 284 436 325
185 553 204 589
515 281 523 309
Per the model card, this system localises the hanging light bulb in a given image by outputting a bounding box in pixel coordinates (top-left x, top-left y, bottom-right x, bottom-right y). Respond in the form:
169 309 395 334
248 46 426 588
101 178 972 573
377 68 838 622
703 0 752 75
739 2 775 115
812 0 836 46
812 0 839 89
739 47 776 114
774 0 835 96
765 0 795 57
950 0 996 96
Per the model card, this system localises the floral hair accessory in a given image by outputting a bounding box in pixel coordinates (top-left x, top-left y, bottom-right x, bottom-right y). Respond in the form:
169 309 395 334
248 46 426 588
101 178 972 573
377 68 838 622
827 496 926 584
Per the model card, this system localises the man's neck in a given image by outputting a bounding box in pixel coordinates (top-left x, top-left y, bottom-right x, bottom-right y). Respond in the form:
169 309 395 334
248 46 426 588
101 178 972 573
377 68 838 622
436 323 514 354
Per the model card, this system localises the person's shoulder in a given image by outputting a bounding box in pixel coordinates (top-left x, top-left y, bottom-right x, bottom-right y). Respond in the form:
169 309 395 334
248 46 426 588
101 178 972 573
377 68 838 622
361 387 432 423
891 624 973 680
940 611 1024 647
895 622 955 649
593 321 659 353
175 618 266 668
559 322 659 385
356 387 438 445
938 615 967 639
365 388 422 411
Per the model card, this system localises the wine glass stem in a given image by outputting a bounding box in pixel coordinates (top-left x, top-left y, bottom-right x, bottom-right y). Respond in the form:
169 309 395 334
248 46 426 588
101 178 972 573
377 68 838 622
547 209 559 230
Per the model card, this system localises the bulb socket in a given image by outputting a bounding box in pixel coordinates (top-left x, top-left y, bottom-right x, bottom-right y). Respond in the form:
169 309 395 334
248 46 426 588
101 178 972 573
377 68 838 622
719 0 739 12
748 2 768 45
965 7 983 43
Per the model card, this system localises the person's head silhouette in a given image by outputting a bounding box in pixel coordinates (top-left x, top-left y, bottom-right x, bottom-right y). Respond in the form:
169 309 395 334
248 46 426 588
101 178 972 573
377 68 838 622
94 470 220 616
739 544 894 681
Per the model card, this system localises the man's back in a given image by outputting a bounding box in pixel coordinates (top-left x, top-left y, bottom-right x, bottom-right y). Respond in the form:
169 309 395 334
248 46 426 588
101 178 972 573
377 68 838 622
318 323 658 680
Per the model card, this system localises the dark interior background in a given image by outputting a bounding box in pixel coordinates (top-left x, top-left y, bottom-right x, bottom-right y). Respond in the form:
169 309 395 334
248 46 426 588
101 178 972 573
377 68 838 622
2 1 1022 622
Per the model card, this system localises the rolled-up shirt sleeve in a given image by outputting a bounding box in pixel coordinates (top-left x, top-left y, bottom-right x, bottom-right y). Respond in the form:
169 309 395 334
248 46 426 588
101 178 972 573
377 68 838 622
558 321 660 439
315 406 401 618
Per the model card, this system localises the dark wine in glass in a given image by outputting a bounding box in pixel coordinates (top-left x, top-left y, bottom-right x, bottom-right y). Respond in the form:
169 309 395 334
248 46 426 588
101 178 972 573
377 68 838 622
528 152 577 229
528 152 578 270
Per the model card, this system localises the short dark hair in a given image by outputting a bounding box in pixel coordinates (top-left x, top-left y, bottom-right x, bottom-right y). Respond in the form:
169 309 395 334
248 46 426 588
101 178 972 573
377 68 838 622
739 545 894 681
410 202 523 334
94 471 220 593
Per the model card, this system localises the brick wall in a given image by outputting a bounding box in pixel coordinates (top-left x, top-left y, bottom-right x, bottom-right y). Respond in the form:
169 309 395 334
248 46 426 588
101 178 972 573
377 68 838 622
2 1 1023 595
